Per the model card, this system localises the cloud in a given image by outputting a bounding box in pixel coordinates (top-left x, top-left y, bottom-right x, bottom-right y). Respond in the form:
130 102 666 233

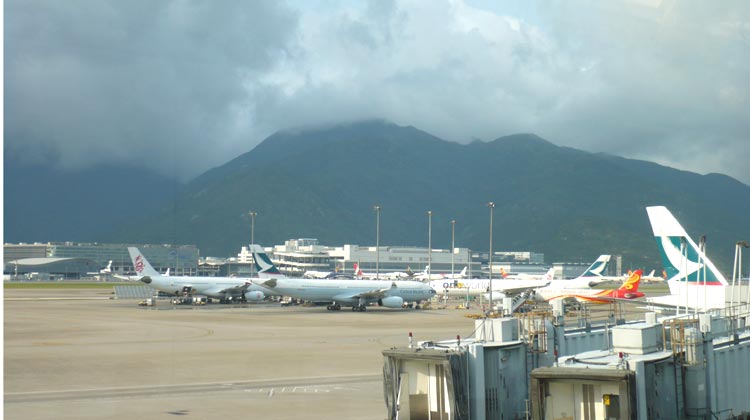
6 0 750 183
6 0 297 179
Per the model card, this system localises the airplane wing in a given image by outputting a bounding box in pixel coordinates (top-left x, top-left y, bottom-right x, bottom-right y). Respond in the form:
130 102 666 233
341 282 398 300
216 281 254 295
492 281 550 295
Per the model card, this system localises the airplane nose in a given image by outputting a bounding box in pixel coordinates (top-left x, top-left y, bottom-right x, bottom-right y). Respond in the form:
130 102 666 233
140 276 152 284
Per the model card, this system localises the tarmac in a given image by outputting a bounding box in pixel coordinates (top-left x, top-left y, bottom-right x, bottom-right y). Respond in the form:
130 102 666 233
4 288 477 420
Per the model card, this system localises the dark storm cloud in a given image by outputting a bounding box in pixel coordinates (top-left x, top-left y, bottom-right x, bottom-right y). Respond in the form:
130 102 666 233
6 0 750 183
6 0 297 179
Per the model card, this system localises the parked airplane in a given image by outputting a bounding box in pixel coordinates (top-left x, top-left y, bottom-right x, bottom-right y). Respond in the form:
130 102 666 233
353 262 417 280
129 247 277 303
412 265 469 281
643 206 730 311
499 267 556 281
430 267 554 297
533 269 645 303
86 260 113 280
250 245 436 311
482 255 612 301
303 270 333 279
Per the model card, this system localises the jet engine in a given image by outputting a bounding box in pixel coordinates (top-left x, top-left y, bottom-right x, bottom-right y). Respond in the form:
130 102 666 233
244 291 265 302
378 296 404 308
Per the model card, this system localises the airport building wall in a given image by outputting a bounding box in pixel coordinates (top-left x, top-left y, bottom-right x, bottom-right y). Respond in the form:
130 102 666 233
4 242 199 276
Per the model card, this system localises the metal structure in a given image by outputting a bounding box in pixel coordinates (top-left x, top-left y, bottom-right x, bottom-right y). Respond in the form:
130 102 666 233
374 205 381 279
427 210 432 279
487 201 495 312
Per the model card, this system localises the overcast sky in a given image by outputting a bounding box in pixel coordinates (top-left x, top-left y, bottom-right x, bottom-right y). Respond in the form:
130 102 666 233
6 0 750 183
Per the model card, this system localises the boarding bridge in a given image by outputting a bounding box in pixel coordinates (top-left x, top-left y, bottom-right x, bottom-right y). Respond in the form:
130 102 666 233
113 285 154 300
530 312 750 419
383 309 627 420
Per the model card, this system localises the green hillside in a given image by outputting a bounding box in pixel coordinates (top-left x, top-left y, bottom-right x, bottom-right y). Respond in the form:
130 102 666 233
109 121 750 274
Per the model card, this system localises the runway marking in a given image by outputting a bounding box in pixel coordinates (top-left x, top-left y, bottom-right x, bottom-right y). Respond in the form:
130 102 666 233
5 373 381 404
32 341 67 347
5 297 111 301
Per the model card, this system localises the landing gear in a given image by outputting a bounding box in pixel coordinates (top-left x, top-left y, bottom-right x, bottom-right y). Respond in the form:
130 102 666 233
352 304 367 312
326 303 342 311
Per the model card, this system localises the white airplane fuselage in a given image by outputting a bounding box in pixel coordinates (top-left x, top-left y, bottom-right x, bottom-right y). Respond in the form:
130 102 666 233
259 277 436 307
141 274 273 300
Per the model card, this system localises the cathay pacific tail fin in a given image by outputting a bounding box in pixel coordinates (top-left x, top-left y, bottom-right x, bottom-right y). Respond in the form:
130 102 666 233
646 206 727 285
579 255 611 278
249 245 283 278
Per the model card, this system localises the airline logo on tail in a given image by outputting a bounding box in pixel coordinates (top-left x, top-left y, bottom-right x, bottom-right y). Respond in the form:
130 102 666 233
127 247 160 278
580 255 611 277
353 263 364 278
135 256 144 274
646 206 727 285
249 245 282 277
574 270 645 303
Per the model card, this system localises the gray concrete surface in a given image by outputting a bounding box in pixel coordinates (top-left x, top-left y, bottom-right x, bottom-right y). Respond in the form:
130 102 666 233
4 289 477 419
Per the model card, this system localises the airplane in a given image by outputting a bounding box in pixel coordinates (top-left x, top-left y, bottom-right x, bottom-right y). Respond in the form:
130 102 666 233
429 267 556 297
643 206 730 311
303 270 333 279
592 268 664 285
250 245 436 311
532 269 645 304
128 247 278 303
412 265 469 281
481 255 612 301
499 267 555 281
86 260 113 280
353 262 416 280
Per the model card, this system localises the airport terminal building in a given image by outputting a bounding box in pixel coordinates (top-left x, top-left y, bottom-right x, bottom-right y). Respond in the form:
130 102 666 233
4 242 199 279
5 239 619 280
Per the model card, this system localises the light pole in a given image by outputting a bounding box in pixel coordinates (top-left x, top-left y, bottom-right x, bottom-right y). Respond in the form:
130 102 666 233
488 202 495 314
731 240 750 311
249 211 257 275
427 210 433 280
451 220 456 279
374 205 381 279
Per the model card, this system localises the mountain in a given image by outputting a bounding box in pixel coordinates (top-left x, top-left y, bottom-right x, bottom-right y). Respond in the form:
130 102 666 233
103 120 750 273
3 159 179 243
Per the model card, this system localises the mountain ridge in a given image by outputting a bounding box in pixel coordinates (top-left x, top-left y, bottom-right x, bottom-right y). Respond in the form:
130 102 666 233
108 121 750 273
5 120 749 274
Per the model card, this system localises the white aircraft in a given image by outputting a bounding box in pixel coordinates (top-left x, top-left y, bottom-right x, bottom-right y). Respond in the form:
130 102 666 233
353 262 416 280
498 267 554 281
128 247 278 303
430 267 555 298
532 270 645 303
412 265 469 281
643 206 730 312
86 260 113 280
250 246 436 311
480 255 612 301
303 270 333 279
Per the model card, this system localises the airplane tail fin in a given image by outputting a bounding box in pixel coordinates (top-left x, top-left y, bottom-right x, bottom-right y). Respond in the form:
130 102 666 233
619 269 643 292
127 248 160 277
459 266 467 277
646 206 727 285
249 245 282 277
579 255 611 278
499 267 509 278
543 267 555 281
102 260 113 274
353 262 364 278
